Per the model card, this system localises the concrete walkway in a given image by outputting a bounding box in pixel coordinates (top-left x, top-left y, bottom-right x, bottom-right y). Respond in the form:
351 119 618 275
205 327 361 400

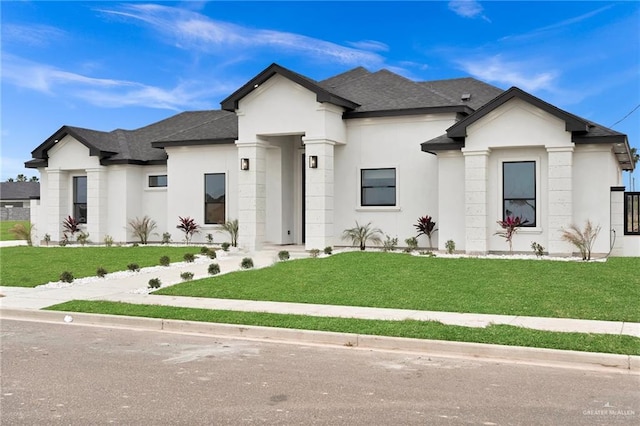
1 245 639 338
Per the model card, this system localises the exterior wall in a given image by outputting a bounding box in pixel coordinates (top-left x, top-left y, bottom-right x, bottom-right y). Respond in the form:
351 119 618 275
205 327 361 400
1 206 31 221
165 144 238 245
334 115 453 249
437 151 465 251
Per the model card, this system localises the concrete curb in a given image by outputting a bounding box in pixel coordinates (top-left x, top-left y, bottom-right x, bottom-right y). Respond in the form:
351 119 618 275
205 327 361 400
2 308 638 373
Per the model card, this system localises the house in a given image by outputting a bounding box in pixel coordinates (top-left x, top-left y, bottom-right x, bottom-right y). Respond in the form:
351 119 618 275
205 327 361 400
0 181 40 221
25 63 639 256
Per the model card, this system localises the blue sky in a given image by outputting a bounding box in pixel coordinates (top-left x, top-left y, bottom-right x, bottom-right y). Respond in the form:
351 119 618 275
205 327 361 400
2 1 639 186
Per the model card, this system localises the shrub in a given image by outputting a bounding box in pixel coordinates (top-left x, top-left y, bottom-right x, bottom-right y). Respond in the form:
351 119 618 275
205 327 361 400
495 215 528 253
382 235 398 252
104 235 114 247
59 271 74 283
531 241 544 257
240 257 254 269
445 239 456 254
161 232 172 245
221 219 239 247
177 216 200 244
221 242 230 252
148 278 161 289
309 249 320 258
43 233 51 246
206 233 214 244
59 236 69 247
127 263 141 272
8 222 34 246
561 220 601 261
96 267 108 278
159 256 171 266
183 253 196 263
323 246 332 255
62 216 80 241
128 216 157 244
414 215 438 249
208 263 220 275
404 237 418 252
200 246 210 254
208 250 217 259
180 271 194 281
278 250 290 261
76 231 90 246
342 221 383 250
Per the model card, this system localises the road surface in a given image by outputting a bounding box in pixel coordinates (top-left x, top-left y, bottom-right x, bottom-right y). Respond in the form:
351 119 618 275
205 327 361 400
1 319 638 425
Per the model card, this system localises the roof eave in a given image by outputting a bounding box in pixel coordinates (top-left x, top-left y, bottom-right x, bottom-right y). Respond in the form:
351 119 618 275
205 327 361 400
151 138 236 148
344 105 473 119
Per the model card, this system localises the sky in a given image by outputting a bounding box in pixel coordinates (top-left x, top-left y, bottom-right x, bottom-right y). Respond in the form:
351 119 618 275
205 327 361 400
2 1 639 186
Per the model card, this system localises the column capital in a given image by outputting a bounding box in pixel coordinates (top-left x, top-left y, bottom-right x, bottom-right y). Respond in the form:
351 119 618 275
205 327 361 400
546 145 575 153
235 140 270 148
301 137 338 146
461 148 491 157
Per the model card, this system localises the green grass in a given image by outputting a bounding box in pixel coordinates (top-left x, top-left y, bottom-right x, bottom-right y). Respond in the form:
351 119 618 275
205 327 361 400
45 300 640 355
0 220 28 241
0 246 202 287
156 252 640 322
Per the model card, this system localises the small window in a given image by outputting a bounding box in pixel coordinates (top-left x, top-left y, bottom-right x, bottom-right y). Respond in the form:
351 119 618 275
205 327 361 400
361 168 396 206
73 176 87 224
149 175 167 188
205 173 225 224
625 192 640 235
503 161 535 226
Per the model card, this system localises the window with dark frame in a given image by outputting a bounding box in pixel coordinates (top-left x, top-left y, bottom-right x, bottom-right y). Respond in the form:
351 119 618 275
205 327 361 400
625 192 640 235
204 173 225 224
502 161 535 227
361 168 396 206
148 175 167 187
73 176 87 224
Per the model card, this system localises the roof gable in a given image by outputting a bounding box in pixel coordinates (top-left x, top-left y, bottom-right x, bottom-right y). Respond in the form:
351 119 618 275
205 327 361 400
221 63 360 112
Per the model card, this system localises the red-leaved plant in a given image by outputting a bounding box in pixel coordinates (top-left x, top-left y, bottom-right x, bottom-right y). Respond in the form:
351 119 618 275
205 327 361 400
62 216 81 241
177 216 200 245
495 215 528 253
414 215 438 249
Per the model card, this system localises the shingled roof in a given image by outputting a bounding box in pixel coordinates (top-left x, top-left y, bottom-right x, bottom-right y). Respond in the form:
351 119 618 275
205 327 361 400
0 182 40 200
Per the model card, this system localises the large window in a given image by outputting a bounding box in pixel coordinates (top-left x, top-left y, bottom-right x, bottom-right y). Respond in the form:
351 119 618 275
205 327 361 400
148 175 167 188
361 168 396 206
625 192 640 235
502 161 535 226
73 176 87 223
204 173 225 224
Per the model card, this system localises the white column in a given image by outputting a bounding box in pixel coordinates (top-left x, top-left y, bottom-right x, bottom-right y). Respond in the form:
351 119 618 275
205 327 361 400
237 141 267 251
86 167 107 243
463 149 490 255
303 137 335 250
45 168 68 242
609 186 625 257
547 146 574 255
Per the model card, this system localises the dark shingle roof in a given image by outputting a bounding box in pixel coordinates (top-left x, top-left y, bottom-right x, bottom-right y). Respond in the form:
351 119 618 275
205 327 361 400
0 182 40 200
419 77 505 110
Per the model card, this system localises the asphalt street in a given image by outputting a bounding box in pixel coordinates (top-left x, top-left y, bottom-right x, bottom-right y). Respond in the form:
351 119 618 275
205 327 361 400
1 319 638 425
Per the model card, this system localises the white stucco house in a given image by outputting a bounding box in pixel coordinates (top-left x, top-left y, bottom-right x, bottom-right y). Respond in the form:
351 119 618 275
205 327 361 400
26 63 639 256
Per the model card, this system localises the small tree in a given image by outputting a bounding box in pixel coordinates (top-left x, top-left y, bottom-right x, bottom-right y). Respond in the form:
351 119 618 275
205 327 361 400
341 221 383 251
495 215 528 253
561 220 601 261
177 216 200 244
414 215 438 249
221 219 239 247
128 216 157 244
62 216 81 242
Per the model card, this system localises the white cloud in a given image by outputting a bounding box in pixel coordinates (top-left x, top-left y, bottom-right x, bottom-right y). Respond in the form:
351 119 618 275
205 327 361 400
0 156 35 181
458 55 558 92
97 4 386 68
1 54 225 110
2 23 66 47
448 0 489 21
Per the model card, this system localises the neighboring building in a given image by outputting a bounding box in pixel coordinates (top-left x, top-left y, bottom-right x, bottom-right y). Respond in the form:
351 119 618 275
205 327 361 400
25 63 639 256
0 181 40 221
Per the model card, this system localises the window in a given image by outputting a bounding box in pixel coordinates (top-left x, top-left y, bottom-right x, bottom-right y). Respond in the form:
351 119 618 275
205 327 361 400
148 175 167 188
204 173 225 224
502 161 535 226
73 176 87 223
625 192 640 235
361 168 396 206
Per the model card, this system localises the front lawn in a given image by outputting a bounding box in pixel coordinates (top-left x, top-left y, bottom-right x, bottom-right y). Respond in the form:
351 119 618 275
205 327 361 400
0 220 28 241
0 246 202 287
156 252 640 322
45 300 640 355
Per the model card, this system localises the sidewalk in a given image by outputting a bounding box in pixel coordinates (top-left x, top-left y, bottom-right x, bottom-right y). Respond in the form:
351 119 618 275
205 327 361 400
1 246 639 338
